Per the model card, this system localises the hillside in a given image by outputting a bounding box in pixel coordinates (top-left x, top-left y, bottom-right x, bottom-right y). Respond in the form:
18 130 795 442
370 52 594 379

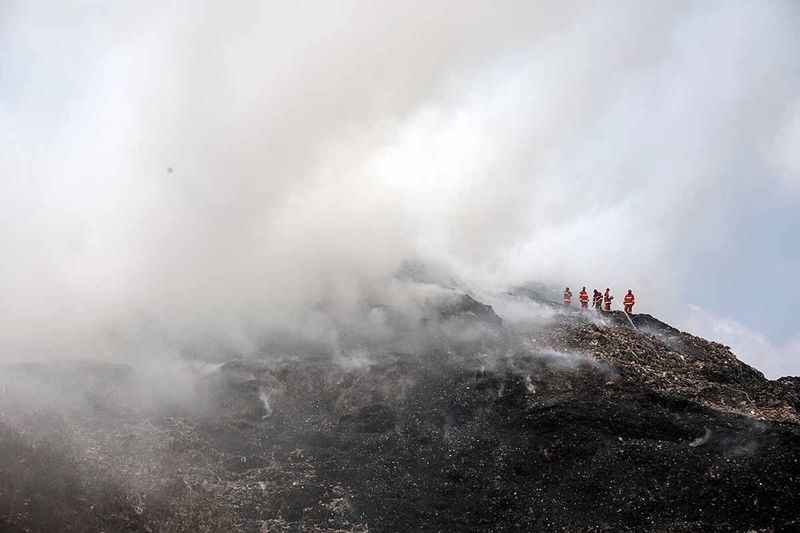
1 293 799 532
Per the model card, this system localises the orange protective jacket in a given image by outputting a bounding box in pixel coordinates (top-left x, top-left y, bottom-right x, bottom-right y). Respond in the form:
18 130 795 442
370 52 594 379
624 293 635 305
579 291 589 302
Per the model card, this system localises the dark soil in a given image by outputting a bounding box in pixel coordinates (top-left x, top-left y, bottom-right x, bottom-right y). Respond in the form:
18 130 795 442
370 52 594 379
1 298 799 532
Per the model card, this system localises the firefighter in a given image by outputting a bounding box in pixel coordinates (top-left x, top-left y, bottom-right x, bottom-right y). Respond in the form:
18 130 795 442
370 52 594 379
579 287 589 309
603 288 613 312
593 290 602 310
563 287 572 307
623 290 635 313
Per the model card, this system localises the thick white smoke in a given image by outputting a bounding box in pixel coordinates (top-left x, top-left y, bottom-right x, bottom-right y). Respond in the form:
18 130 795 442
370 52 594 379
1 1 799 373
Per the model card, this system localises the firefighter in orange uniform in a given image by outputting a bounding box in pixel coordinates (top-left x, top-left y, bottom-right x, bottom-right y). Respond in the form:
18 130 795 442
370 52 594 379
563 287 573 307
603 288 613 312
623 290 635 313
579 287 589 309
593 290 602 310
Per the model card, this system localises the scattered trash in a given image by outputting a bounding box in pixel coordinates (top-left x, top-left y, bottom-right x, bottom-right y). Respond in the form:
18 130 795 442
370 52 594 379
1 295 797 531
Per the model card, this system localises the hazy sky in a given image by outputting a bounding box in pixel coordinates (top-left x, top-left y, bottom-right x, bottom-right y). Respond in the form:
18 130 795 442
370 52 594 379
1 1 799 377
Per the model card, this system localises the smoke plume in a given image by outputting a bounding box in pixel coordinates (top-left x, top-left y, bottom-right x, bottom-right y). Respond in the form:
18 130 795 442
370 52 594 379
2 1 799 374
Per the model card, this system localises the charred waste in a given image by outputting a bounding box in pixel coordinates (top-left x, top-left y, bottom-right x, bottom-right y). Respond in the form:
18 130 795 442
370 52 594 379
1 287 799 532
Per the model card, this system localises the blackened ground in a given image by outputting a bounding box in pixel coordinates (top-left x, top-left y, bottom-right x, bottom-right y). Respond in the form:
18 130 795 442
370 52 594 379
1 300 799 532
204 352 800 532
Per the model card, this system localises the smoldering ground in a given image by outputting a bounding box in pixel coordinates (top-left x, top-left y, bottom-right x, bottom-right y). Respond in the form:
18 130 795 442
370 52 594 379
0 284 563 416
2 289 799 531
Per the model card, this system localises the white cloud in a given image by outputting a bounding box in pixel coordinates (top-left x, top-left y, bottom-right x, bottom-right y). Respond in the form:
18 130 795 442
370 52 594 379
685 305 800 379
1 1 799 370
767 99 800 193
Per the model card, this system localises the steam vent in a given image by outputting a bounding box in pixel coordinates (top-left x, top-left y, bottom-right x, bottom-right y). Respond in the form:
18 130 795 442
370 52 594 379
2 290 798 532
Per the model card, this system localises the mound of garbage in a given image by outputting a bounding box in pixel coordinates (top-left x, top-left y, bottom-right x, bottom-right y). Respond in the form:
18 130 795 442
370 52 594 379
1 291 798 532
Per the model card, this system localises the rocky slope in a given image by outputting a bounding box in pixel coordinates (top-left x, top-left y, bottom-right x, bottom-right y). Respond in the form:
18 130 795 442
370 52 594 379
1 293 799 532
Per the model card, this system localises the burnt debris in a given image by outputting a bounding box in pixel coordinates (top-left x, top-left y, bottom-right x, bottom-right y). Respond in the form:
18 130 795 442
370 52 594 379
1 292 799 532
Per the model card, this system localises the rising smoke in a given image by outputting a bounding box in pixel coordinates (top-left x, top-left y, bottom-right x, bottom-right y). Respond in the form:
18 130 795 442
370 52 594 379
1 1 799 372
